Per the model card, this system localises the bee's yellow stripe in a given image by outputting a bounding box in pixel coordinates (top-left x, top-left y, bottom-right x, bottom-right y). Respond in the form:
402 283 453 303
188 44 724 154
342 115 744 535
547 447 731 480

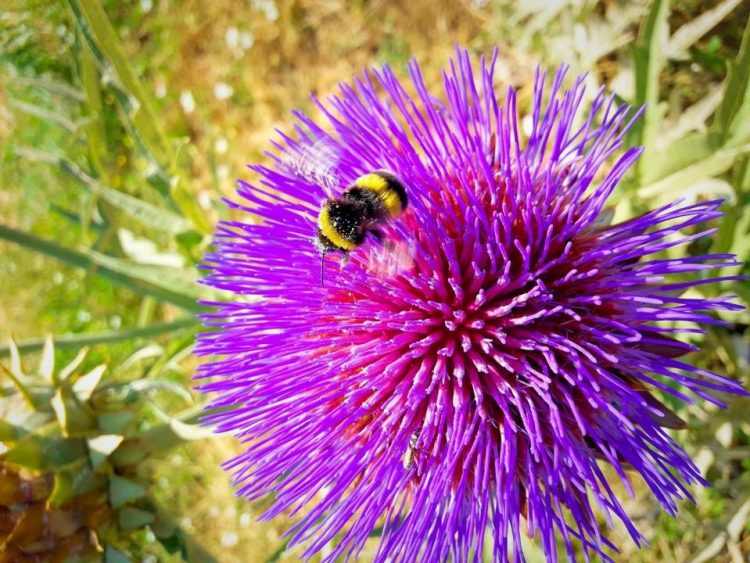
356 173 389 193
356 173 404 217
318 205 356 250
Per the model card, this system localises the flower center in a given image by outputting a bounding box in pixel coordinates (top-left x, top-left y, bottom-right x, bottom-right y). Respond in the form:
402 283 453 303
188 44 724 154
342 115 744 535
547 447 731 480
444 308 466 331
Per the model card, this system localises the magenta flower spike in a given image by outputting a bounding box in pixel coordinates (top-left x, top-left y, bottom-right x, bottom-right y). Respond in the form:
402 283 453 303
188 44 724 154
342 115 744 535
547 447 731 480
196 48 746 562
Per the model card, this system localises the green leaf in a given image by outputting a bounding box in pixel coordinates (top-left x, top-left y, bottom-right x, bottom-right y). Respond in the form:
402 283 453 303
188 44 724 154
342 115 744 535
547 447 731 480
72 364 106 402
712 16 750 144
0 360 36 409
7 98 82 132
4 431 87 472
151 504 218 562
129 380 193 403
79 35 108 180
0 318 198 358
68 0 171 166
155 528 187 557
109 475 147 507
50 203 105 233
0 412 51 443
38 336 55 382
52 387 96 436
143 324 201 380
0 420 24 442
116 344 164 374
712 156 749 262
170 178 213 236
724 160 750 265
118 506 155 530
638 142 750 199
665 0 743 60
97 411 136 435
51 390 69 430
50 475 75 507
151 509 177 540
88 434 124 469
176 229 206 257
73 465 106 495
17 149 192 235
104 544 131 563
59 347 89 381
0 224 206 312
630 0 670 179
110 406 208 466
167 417 215 441
11 75 85 102
78 32 122 246
712 199 743 255
7 338 24 379
117 229 186 267
92 251 203 304
73 467 107 496
642 132 714 184
68 0 212 235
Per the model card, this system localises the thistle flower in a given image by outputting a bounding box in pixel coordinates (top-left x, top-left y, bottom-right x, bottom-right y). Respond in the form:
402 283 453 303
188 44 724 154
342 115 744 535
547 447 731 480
197 49 746 562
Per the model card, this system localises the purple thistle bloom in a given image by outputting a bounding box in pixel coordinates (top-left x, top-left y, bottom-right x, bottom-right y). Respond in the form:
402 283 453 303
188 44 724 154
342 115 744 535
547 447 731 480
197 48 747 562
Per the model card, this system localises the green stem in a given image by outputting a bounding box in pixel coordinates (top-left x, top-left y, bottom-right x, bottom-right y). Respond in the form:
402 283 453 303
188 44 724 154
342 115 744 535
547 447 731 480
0 318 199 358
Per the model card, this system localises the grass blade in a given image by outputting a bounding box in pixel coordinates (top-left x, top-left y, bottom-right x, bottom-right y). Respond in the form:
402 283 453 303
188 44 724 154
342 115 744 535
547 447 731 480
17 148 191 235
630 0 670 181
67 0 171 165
10 76 85 102
8 98 82 132
0 318 198 358
665 0 744 60
645 132 714 183
0 224 205 311
637 142 750 199
79 35 108 182
712 16 750 146
67 0 212 234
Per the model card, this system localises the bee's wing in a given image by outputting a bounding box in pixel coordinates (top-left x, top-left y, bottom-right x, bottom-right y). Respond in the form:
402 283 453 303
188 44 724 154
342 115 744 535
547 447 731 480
287 137 342 198
365 237 417 277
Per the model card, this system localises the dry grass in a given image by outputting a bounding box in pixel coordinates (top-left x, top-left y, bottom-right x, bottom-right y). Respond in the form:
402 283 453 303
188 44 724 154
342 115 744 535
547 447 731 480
134 0 533 195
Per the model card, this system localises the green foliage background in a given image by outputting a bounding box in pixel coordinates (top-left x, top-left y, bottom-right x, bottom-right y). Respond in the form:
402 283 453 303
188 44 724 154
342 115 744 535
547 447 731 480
0 0 748 561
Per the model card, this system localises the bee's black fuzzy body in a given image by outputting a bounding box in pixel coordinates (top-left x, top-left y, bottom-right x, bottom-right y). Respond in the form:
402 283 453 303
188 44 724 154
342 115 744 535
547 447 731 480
315 170 408 255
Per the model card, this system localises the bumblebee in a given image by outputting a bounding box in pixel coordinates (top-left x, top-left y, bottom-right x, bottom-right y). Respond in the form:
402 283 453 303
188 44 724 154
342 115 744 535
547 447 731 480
314 169 409 263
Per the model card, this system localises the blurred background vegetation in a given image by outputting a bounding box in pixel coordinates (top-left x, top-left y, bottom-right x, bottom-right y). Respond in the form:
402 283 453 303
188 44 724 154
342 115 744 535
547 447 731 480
0 0 748 561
